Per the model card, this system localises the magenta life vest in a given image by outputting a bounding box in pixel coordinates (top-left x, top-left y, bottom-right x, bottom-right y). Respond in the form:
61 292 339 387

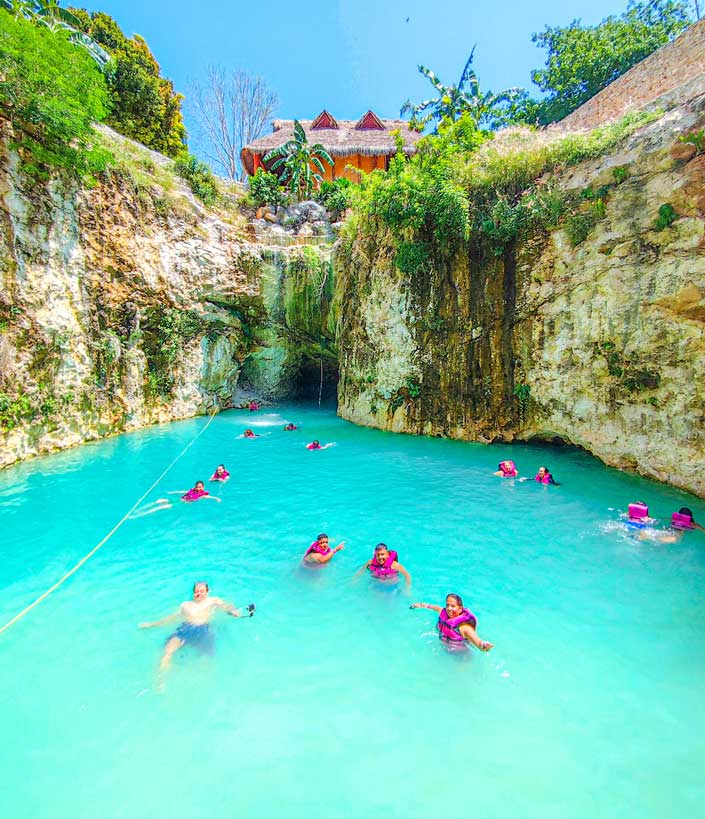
211 469 230 482
437 607 477 642
534 472 553 484
671 512 695 530
628 502 649 520
368 550 399 578
182 488 208 501
304 540 331 558
499 460 517 477
307 442 322 450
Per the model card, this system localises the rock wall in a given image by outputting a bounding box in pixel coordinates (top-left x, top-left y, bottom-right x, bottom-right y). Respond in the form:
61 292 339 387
557 18 705 132
336 97 705 497
0 124 336 466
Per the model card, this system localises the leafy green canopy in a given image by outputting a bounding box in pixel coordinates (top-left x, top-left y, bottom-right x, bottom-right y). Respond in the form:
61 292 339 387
0 10 110 175
68 7 187 157
529 0 692 124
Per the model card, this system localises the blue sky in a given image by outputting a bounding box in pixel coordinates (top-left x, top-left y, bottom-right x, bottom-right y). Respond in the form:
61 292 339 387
77 0 675 139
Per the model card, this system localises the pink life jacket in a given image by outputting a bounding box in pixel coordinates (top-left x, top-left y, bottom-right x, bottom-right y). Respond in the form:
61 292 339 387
182 488 208 501
304 540 331 558
437 607 478 642
499 460 517 477
307 442 322 450
534 472 552 484
211 469 230 481
368 550 399 578
671 512 695 530
628 503 649 520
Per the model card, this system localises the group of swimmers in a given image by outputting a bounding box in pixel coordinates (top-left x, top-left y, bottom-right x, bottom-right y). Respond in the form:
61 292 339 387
625 501 703 541
495 460 559 484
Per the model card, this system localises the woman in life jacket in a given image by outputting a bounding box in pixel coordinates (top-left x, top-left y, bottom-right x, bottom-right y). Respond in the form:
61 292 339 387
209 465 230 482
494 460 518 478
411 593 493 651
302 533 345 565
534 466 558 485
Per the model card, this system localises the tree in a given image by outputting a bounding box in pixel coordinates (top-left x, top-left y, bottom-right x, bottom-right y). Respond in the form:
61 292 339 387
263 121 333 200
530 0 692 123
67 8 187 157
188 67 278 182
400 47 526 132
0 11 109 173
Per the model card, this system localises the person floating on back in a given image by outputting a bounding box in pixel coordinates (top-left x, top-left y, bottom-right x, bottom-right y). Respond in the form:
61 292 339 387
356 543 411 588
410 593 493 652
495 460 518 478
302 533 345 565
139 582 254 678
534 466 558 485
210 465 230 482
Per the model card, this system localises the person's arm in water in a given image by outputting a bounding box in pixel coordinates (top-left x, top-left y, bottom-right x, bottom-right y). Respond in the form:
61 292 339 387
139 607 182 628
391 561 411 588
306 542 345 564
409 602 442 613
692 521 705 531
354 559 373 577
201 496 222 502
211 597 243 617
457 622 493 652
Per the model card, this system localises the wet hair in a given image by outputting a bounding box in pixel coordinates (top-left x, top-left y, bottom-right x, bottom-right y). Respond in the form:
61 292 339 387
313 439 320 445
195 480 205 488
317 533 328 541
538 465 549 472
679 507 694 520
217 464 225 470
374 542 388 552
193 581 209 593
446 593 463 607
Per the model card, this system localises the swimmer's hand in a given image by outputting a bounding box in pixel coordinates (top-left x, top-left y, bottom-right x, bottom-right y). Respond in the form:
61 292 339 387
335 542 345 552
478 641 494 652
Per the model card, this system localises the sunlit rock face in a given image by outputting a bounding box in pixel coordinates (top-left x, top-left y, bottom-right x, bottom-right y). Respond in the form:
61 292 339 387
0 127 336 466
336 98 705 497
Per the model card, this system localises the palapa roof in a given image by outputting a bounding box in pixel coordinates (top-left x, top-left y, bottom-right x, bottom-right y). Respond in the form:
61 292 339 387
240 109 423 175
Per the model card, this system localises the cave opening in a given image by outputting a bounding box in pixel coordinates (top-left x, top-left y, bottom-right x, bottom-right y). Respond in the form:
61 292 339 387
292 359 339 404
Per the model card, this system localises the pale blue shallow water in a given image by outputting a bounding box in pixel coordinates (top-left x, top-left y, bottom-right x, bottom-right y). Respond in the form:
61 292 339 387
1 405 704 819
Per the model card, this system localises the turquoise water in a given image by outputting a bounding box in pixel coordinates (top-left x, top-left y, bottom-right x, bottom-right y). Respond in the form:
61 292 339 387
1 405 704 819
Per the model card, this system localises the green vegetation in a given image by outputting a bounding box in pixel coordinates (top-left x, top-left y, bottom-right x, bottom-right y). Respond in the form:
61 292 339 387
679 129 705 154
248 168 287 210
525 0 691 124
596 340 661 393
0 10 110 177
263 121 334 200
174 152 219 205
513 383 531 423
68 8 186 157
315 178 352 219
400 48 527 131
654 202 677 230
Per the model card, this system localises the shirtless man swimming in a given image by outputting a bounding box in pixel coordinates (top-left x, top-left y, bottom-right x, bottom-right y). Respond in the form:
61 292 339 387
139 582 252 671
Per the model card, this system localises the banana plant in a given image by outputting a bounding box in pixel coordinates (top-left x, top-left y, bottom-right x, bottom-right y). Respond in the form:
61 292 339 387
400 47 526 131
263 120 334 201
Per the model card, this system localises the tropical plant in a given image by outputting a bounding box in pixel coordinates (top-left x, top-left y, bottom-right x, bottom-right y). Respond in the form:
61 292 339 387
400 47 527 131
248 168 287 210
263 120 333 200
0 0 110 65
174 152 219 205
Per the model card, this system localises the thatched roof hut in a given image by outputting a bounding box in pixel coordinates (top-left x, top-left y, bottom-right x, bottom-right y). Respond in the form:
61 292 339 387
241 110 423 180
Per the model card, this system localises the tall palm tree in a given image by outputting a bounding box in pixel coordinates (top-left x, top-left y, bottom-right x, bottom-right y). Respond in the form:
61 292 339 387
401 47 525 132
263 120 333 201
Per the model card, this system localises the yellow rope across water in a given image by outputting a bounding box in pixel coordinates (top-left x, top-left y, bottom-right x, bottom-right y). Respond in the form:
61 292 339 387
0 410 219 637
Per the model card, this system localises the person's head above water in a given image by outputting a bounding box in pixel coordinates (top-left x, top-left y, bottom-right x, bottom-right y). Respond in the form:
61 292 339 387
193 581 209 599
445 593 464 615
317 533 328 543
194 481 205 491
215 465 226 474
537 466 549 476
679 507 694 520
374 543 391 564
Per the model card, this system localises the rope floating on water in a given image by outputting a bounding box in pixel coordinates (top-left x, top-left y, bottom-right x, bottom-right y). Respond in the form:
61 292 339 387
0 410 218 637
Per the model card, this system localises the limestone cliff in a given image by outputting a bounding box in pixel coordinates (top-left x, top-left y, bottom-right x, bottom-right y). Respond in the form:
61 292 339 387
336 97 705 497
0 125 336 466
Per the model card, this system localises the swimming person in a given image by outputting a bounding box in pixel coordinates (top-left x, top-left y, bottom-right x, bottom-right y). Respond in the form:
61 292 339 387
284 423 298 431
495 460 518 478
302 533 345 565
534 466 558 485
243 429 258 439
307 440 322 450
209 465 230 482
249 401 260 411
410 593 493 652
671 507 705 531
139 582 253 674
356 543 411 587
178 481 221 503
626 501 654 528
